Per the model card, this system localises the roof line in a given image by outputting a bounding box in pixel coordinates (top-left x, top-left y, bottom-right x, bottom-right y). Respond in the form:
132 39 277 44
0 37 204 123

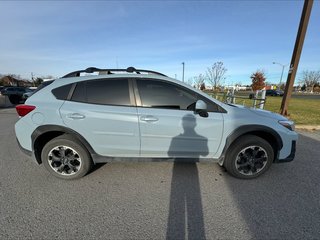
61 67 167 78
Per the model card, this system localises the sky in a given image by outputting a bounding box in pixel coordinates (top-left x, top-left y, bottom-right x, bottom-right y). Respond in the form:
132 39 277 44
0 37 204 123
0 0 319 85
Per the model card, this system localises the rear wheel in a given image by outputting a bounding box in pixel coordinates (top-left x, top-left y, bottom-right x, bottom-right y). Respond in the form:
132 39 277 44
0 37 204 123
41 135 92 180
224 135 274 179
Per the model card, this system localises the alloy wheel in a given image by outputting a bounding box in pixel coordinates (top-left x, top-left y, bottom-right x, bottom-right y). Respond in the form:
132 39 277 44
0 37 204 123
235 146 268 176
47 146 82 176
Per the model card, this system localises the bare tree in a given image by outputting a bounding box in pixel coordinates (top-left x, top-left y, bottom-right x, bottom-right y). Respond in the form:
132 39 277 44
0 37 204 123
33 77 44 87
235 81 242 87
299 70 320 87
186 77 195 87
8 74 22 79
206 62 227 90
193 74 206 90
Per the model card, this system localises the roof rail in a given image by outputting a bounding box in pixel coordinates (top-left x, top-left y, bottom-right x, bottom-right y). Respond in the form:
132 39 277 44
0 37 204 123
62 67 167 78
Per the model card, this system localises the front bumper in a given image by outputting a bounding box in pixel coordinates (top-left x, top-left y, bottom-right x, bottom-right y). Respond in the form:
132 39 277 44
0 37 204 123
275 141 296 163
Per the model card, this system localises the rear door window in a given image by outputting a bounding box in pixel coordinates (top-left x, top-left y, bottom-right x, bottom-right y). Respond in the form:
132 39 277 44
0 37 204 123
71 79 131 106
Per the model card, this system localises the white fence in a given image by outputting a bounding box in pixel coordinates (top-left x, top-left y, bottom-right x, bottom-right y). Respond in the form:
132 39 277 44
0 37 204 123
226 90 266 109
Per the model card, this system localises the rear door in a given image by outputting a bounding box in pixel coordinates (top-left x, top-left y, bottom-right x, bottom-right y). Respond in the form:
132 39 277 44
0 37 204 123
59 78 140 157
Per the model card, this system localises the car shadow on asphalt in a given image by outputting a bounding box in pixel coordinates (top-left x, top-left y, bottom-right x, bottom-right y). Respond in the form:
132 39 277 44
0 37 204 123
89 163 107 174
224 134 320 239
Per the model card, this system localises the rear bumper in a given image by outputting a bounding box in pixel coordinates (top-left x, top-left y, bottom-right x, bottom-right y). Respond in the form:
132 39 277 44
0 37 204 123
16 138 32 156
275 141 296 163
16 138 39 164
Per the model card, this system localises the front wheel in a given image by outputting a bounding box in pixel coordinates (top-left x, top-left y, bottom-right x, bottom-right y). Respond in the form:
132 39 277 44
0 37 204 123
41 135 92 180
224 135 274 179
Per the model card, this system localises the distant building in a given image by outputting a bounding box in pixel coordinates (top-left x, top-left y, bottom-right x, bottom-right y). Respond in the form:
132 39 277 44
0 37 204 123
265 85 278 90
306 86 314 93
293 85 301 92
42 78 54 82
223 85 251 91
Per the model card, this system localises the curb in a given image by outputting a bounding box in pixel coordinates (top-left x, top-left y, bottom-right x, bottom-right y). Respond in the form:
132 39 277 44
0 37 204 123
295 125 320 131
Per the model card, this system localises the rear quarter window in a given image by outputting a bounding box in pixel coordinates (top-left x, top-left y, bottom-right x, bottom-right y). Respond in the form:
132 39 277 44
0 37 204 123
52 84 73 100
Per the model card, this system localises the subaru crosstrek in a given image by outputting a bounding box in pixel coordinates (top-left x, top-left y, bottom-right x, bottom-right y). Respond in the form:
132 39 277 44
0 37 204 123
15 67 298 180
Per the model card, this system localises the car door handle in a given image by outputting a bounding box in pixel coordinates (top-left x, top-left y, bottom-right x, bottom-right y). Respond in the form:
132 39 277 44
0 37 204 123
140 115 159 123
67 113 86 120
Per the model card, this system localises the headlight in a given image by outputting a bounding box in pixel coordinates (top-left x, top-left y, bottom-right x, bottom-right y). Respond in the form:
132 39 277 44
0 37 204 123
278 120 295 131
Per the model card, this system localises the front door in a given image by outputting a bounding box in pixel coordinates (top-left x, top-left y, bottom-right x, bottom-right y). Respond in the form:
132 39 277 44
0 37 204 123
135 79 224 159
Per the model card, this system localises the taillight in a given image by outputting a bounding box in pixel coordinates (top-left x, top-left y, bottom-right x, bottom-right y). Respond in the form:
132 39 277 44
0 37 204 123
16 105 36 117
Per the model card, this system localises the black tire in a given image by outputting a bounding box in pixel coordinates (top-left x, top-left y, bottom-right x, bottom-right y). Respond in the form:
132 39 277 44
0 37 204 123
9 95 20 104
224 135 274 179
41 135 92 180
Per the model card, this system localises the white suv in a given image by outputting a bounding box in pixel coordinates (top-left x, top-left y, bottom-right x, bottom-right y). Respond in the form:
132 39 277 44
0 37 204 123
15 67 298 179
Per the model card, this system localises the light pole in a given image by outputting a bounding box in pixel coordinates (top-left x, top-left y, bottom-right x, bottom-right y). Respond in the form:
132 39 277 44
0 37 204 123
182 62 185 82
273 62 287 89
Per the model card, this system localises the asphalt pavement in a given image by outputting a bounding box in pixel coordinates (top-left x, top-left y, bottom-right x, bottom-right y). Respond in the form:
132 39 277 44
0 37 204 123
1 108 320 239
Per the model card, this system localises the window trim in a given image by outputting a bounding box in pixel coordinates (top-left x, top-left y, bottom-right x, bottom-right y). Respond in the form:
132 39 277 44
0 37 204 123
128 79 136 106
67 83 77 101
132 79 142 106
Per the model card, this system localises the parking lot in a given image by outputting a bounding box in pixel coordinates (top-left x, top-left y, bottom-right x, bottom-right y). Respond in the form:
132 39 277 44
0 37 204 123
1 108 320 239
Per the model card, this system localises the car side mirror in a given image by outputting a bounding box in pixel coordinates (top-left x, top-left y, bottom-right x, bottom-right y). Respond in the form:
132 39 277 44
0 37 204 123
195 100 208 118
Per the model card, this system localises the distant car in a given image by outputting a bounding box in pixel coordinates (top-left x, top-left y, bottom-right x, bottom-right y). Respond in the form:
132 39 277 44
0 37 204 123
22 88 36 101
0 86 30 104
266 90 284 96
277 90 284 96
1 86 26 95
